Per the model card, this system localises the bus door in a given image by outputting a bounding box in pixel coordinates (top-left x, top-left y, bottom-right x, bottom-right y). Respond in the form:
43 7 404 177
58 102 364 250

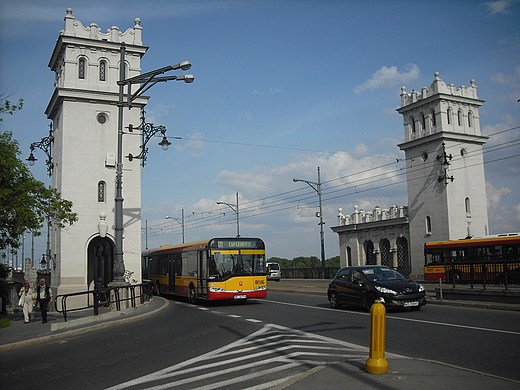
198 250 208 298
168 255 176 293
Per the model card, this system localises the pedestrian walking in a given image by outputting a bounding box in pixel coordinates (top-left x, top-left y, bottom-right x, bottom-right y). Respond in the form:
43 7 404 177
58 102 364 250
36 278 53 323
18 281 35 324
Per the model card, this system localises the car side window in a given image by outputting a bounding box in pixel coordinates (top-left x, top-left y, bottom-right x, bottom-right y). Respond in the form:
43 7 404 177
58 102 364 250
352 270 363 283
338 269 350 280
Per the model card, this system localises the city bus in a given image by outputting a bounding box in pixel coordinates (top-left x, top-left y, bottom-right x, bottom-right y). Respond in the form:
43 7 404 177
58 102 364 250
424 233 520 284
142 237 267 303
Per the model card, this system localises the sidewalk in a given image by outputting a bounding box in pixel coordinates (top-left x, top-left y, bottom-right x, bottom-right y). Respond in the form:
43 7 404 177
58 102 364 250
1 284 519 389
0 296 168 352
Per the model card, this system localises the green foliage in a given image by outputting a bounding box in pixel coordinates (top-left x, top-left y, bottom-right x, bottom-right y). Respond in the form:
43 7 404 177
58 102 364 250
0 94 24 122
268 255 341 269
0 317 10 328
326 256 340 267
0 131 78 251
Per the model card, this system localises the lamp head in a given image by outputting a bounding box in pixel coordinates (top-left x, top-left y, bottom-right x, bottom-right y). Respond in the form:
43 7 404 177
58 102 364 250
172 61 191 71
159 136 172 151
26 152 37 166
177 75 195 83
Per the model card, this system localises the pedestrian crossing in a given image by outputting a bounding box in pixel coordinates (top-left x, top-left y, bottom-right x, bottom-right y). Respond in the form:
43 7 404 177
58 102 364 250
107 323 402 390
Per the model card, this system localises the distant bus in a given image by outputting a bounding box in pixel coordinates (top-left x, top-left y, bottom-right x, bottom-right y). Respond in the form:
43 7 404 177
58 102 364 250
142 237 267 302
424 233 520 284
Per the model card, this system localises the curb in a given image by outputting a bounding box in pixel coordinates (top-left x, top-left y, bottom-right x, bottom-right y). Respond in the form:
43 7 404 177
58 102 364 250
0 297 169 353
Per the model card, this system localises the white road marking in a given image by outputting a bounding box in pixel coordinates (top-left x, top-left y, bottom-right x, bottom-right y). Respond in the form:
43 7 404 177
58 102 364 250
262 298 520 336
107 323 400 390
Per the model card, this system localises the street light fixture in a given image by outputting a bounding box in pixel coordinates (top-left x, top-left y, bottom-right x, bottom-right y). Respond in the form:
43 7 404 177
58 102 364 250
39 253 55 270
436 142 454 185
126 109 178 166
113 42 194 283
165 209 185 243
293 167 326 279
26 122 54 176
217 192 240 238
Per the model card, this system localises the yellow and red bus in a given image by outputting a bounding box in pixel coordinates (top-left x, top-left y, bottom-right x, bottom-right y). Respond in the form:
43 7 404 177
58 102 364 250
424 233 520 284
142 237 267 302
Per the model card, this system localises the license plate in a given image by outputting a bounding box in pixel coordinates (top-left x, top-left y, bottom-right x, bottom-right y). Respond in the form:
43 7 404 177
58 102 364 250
234 295 247 299
403 301 419 307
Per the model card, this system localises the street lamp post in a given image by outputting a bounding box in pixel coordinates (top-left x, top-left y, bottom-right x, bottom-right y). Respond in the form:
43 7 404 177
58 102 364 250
166 209 185 243
293 167 326 279
113 42 194 282
217 192 240 238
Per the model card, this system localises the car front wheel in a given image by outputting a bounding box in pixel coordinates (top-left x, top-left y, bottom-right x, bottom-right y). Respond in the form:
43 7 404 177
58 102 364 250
365 294 377 312
329 291 342 309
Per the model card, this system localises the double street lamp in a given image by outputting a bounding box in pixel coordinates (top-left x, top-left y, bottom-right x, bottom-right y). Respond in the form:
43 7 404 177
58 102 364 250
113 42 194 282
293 167 326 279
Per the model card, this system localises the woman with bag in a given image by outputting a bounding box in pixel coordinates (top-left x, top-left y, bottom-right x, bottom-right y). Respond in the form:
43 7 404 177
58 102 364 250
18 281 35 324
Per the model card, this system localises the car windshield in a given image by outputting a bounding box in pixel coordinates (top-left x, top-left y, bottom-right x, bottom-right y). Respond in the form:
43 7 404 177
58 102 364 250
362 267 407 281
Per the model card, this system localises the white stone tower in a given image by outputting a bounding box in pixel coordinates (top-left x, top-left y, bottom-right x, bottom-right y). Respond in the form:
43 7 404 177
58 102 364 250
397 72 489 277
45 9 148 296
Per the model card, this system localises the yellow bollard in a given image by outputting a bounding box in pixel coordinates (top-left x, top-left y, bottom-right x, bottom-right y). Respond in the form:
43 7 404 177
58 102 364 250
365 299 389 374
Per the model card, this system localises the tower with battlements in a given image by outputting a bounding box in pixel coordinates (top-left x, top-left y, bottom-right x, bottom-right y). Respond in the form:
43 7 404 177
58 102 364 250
45 9 148 296
397 72 489 277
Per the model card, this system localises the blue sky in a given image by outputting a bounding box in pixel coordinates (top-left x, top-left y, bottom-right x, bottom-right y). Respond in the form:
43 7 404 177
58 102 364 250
1 0 519 264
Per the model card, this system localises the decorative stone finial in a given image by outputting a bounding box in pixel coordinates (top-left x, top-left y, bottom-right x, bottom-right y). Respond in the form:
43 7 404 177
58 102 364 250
134 17 141 26
66 8 73 15
434 71 440 79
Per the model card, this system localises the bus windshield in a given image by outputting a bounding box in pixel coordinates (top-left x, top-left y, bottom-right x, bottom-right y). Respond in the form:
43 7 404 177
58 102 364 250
211 253 266 280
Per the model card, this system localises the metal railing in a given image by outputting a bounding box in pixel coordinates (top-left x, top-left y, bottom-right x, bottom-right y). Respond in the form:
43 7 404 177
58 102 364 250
444 261 520 289
54 281 153 322
281 267 340 280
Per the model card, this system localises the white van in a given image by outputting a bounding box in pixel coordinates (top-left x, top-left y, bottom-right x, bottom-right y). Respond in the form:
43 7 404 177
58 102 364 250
266 262 281 282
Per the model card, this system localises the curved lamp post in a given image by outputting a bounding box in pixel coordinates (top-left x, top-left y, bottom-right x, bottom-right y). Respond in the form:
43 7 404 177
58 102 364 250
217 192 240 238
293 167 326 279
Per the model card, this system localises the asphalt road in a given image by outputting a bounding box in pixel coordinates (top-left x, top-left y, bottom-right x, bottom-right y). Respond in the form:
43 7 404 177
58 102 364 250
1 291 519 388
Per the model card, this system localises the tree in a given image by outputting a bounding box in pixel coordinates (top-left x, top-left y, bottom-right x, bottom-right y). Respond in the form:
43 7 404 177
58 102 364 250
0 92 23 121
0 131 78 251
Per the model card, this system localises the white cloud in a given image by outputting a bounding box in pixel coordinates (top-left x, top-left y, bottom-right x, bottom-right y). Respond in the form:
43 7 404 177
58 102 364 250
485 0 518 15
486 181 512 208
354 64 420 94
491 65 520 88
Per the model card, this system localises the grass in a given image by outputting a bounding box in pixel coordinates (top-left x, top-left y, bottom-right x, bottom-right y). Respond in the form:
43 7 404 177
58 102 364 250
0 317 11 329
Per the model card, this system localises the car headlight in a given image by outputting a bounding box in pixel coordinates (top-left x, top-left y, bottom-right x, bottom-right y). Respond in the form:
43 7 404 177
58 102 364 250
418 284 425 292
375 286 397 295
209 287 225 292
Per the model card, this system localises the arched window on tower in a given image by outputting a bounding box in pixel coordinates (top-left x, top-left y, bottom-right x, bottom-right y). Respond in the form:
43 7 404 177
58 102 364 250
410 117 416 134
78 58 86 79
468 111 473 128
458 110 463 127
420 113 426 131
99 60 106 81
447 108 452 125
98 181 106 203
465 197 471 216
430 109 436 127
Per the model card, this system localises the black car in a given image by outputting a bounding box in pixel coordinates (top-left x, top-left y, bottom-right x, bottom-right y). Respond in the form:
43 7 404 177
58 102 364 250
328 266 426 311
